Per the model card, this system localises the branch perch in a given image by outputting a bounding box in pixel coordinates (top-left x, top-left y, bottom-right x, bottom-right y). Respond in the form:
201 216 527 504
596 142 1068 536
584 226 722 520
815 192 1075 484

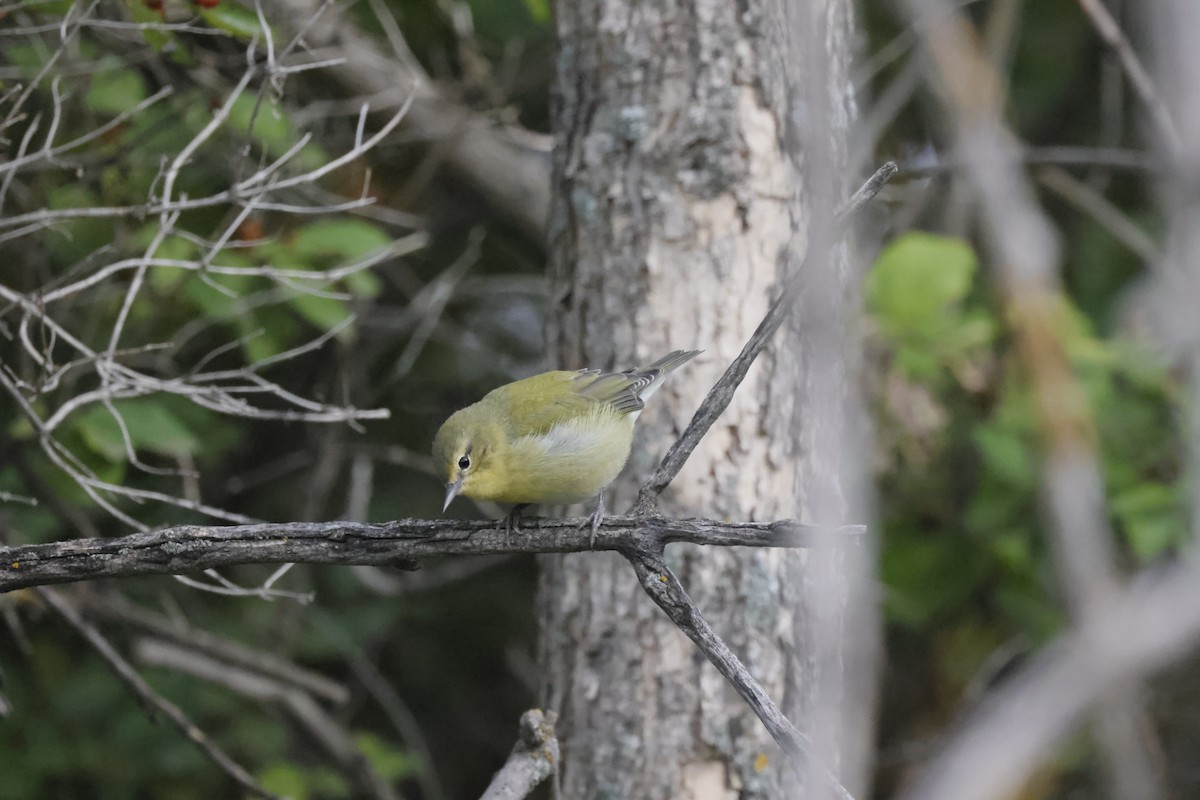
623 546 854 800
0 517 861 593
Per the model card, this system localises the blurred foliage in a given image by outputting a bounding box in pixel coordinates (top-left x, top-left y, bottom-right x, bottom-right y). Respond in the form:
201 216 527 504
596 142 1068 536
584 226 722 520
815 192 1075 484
0 0 1194 798
870 231 1183 631
1 0 546 795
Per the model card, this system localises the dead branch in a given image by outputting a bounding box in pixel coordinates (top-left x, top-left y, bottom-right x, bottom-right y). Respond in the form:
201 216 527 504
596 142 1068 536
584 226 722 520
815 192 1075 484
0 516 861 593
478 710 559 800
38 587 281 800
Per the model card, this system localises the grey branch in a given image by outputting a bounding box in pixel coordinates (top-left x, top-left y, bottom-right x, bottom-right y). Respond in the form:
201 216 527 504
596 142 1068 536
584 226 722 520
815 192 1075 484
38 587 281 800
897 560 1200 800
0 517 862 594
262 0 551 242
623 546 855 800
132 638 397 800
90 595 350 704
479 709 560 800
897 146 1160 177
634 161 897 512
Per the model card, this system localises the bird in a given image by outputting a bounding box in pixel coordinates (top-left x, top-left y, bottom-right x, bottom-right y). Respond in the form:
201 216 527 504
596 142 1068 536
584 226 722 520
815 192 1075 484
433 349 701 545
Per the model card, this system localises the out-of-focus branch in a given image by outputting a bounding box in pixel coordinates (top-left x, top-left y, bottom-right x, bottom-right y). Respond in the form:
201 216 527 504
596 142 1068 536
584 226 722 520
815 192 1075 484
0 516 862 593
895 560 1200 800
89 594 349 704
38 587 281 800
478 709 559 800
1073 0 1180 154
261 0 551 243
624 543 855 800
897 145 1159 177
899 2 1166 798
1036 165 1161 263
133 638 397 800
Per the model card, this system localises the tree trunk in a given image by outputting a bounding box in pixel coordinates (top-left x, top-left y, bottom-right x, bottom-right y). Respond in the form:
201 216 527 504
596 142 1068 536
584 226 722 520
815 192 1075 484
538 0 871 797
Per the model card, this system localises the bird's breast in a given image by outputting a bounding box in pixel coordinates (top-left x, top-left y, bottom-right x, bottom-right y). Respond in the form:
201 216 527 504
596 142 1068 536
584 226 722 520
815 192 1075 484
501 412 635 504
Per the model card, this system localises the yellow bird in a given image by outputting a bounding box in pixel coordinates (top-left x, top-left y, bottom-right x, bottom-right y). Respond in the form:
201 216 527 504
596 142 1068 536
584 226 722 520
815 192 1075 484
433 350 701 540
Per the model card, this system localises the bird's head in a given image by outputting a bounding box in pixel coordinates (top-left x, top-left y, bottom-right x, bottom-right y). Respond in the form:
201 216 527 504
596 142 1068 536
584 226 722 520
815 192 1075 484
432 406 507 511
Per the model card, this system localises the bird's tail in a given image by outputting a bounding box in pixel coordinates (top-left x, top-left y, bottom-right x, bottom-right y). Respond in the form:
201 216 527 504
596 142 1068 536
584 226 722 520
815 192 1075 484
639 349 702 375
633 349 702 402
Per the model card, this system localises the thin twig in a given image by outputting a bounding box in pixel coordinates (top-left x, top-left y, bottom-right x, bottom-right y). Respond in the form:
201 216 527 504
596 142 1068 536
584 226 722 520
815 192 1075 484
622 543 855 800
896 559 1200 800
897 145 1159 177
132 638 397 800
91 594 349 704
1036 165 1160 263
634 161 897 513
38 587 281 800
0 516 862 593
1073 0 1180 154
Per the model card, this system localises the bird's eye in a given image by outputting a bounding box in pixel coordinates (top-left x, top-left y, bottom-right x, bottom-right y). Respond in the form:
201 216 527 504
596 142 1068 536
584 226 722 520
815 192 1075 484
457 455 471 470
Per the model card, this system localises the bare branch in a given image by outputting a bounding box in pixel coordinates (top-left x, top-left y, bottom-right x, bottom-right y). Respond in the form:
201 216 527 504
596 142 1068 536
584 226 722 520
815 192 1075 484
0 516 862 593
260 0 552 242
896 560 1200 800
90 594 349 704
898 2 1167 797
133 638 398 800
1036 165 1161 263
479 710 560 800
38 587 281 800
623 544 854 800
1073 0 1180 154
897 145 1160 177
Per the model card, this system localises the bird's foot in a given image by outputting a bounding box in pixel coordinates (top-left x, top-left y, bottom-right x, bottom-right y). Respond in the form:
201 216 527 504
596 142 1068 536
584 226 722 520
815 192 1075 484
499 504 530 547
577 495 605 550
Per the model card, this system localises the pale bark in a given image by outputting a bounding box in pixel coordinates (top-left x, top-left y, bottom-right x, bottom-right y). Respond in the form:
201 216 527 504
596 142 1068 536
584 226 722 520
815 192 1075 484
539 0 868 797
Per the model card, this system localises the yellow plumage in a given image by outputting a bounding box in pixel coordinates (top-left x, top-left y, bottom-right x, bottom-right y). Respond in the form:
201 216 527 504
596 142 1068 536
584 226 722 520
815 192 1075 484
433 350 700 525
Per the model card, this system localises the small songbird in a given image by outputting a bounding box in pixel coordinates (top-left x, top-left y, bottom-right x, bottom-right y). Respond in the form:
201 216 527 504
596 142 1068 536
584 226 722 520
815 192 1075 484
433 350 701 542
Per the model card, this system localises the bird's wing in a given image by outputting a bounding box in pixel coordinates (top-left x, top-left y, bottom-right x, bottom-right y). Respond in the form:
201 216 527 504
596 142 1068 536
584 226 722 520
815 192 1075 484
570 368 648 414
490 351 701 437
486 370 607 438
573 350 701 413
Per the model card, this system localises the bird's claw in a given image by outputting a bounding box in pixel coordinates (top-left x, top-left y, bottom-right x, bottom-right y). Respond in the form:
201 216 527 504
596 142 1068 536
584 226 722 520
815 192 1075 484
499 504 529 547
577 495 605 550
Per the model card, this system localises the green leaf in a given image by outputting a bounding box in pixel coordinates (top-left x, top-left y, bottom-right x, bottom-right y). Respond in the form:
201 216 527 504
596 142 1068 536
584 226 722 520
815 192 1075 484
292 219 393 264
989 529 1033 573
867 232 979 340
86 66 148 115
521 0 550 23
343 268 384 298
47 185 115 263
973 422 1034 487
181 256 261 318
355 733 416 782
75 399 200 461
287 290 352 337
882 525 989 627
199 3 266 39
1112 482 1184 559
259 764 309 800
995 584 1064 643
229 94 293 159
129 2 178 52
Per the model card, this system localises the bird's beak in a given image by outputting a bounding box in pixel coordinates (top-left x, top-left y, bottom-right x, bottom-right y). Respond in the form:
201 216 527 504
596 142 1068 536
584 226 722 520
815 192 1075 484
443 477 464 512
